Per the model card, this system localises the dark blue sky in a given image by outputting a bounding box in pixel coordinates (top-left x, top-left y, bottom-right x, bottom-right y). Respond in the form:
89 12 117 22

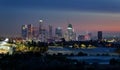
0 0 120 37
1 0 120 12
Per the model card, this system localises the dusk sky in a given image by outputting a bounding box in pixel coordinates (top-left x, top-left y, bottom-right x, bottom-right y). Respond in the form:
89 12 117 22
0 0 120 37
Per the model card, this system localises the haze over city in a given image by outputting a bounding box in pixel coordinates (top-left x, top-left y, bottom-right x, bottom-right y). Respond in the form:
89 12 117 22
0 0 120 37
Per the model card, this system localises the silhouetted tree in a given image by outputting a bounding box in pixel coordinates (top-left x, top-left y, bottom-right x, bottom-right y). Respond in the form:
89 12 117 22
109 58 117 65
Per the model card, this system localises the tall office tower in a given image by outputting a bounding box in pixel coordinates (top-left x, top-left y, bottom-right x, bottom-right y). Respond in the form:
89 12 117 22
39 20 43 41
64 24 76 41
49 25 53 39
55 27 62 37
32 26 39 39
88 32 92 40
39 20 43 35
21 25 28 40
67 24 73 41
42 29 48 42
27 24 33 40
55 27 63 41
78 35 85 41
72 32 77 41
98 31 102 41
38 20 47 42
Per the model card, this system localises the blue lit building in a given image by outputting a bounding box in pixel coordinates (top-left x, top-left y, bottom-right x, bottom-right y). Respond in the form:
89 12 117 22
55 27 63 41
21 25 28 39
55 27 62 37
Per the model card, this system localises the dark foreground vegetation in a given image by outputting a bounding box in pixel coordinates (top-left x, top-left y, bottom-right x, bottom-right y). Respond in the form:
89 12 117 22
1 38 120 70
0 52 120 70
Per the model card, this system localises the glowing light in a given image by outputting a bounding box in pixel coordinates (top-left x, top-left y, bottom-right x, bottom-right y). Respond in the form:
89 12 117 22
4 38 9 42
39 20 43 23
81 44 86 48
58 27 61 29
67 27 72 29
22 25 27 30
107 39 116 42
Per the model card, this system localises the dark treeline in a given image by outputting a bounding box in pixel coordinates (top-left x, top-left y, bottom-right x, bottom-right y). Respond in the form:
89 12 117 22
48 40 120 48
0 53 120 70
26 41 48 47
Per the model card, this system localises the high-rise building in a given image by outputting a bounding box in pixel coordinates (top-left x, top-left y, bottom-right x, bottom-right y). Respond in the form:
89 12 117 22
88 32 92 40
78 35 85 41
38 20 47 42
64 24 76 41
21 25 28 39
39 20 43 35
67 24 73 41
27 24 33 39
98 31 102 41
55 27 63 41
32 26 39 39
55 27 62 37
49 25 53 39
39 20 43 41
42 29 48 42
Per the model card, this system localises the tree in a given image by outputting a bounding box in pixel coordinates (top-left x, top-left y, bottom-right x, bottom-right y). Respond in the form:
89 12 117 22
109 58 117 65
73 43 79 48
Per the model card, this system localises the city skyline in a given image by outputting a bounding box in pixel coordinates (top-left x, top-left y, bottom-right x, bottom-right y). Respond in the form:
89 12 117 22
0 0 120 37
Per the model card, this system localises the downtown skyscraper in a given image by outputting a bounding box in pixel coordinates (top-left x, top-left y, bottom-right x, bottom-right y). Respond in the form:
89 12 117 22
98 31 103 41
64 24 76 41
21 25 28 40
21 24 33 40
